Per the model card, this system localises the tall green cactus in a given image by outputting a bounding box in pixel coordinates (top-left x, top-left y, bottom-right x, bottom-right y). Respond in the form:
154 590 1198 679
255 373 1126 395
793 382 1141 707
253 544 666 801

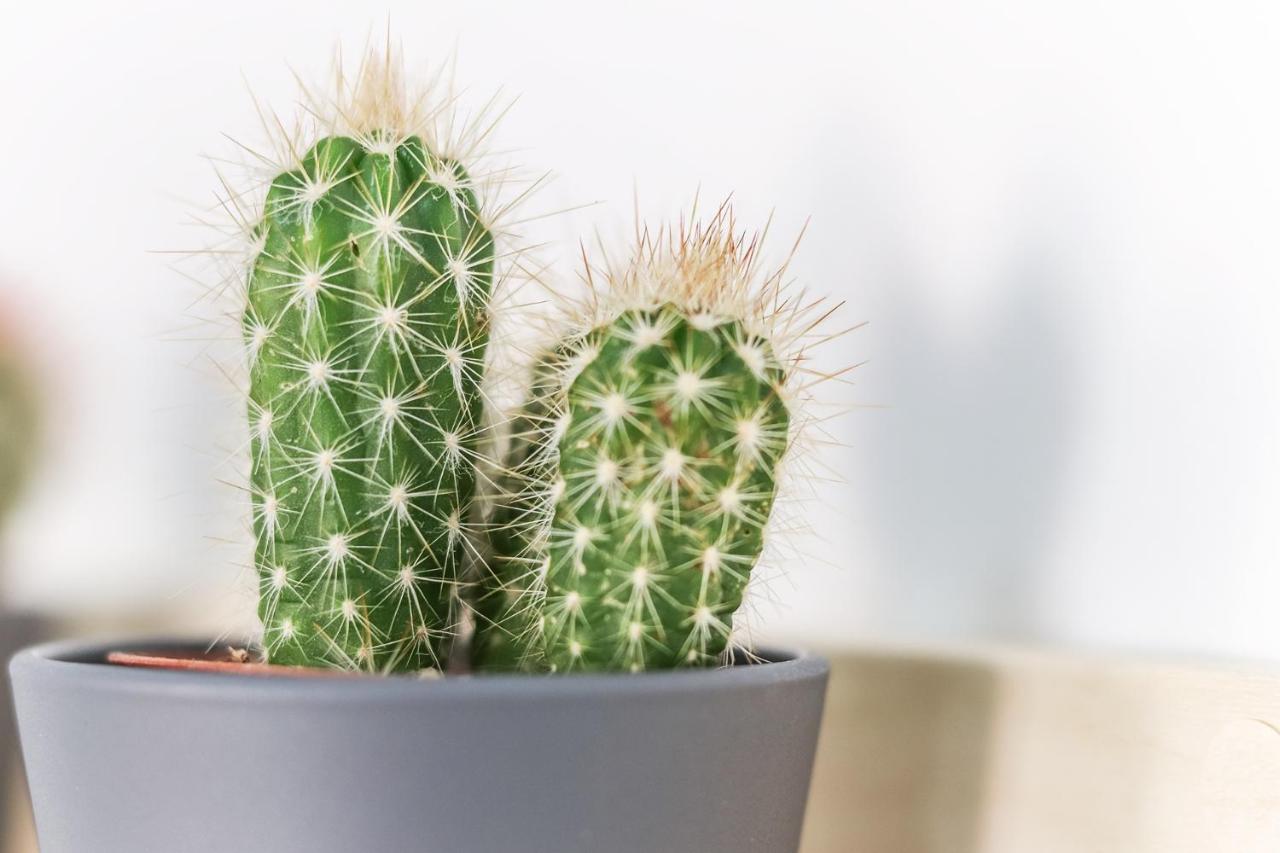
244 62 494 672
476 211 797 672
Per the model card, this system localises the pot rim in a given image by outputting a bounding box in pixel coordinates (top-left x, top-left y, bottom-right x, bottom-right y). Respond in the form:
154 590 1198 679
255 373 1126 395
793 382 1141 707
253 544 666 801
9 636 828 704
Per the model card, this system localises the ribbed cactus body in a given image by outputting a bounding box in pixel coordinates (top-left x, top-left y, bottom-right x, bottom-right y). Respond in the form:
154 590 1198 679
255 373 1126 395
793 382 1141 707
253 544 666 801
246 133 493 671
495 302 790 672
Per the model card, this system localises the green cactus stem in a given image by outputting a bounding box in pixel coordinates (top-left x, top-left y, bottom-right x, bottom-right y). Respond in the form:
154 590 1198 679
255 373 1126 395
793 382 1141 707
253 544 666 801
478 209 803 673
243 61 495 672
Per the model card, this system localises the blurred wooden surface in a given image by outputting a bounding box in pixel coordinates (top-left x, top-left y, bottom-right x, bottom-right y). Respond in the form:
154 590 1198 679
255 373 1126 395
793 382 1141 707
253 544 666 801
5 645 1280 852
2 764 34 853
801 647 1280 853
1 613 43 853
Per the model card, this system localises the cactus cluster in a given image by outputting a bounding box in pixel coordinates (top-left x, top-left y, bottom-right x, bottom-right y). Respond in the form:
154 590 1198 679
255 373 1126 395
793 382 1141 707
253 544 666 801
229 51 828 675
242 57 494 672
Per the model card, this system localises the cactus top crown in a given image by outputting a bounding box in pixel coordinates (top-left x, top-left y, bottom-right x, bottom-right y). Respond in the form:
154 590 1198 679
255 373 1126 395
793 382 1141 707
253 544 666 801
264 49 492 178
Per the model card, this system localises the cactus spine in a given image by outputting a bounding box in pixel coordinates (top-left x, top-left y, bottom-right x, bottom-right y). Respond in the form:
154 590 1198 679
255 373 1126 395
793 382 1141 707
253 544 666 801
476 207 805 673
243 56 495 672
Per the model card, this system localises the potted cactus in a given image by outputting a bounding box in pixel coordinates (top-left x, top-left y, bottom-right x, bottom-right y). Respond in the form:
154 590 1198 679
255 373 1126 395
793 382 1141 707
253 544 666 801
10 49 835 853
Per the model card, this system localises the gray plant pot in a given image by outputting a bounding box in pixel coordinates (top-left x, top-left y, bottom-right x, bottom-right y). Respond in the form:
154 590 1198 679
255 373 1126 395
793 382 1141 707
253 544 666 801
10 637 828 853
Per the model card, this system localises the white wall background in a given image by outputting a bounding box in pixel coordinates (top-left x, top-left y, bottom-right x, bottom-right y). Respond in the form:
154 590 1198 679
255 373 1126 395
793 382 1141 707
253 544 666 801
1 0 1277 659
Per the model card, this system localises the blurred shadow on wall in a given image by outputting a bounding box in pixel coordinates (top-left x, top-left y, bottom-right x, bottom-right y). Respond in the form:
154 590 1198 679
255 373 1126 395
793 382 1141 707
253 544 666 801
865 248 1077 639
800 250 1077 850
796 111 1082 841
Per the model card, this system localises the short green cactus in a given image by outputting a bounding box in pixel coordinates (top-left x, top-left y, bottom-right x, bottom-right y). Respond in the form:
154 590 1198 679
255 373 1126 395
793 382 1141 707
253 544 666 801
242 55 495 672
477 209 803 672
